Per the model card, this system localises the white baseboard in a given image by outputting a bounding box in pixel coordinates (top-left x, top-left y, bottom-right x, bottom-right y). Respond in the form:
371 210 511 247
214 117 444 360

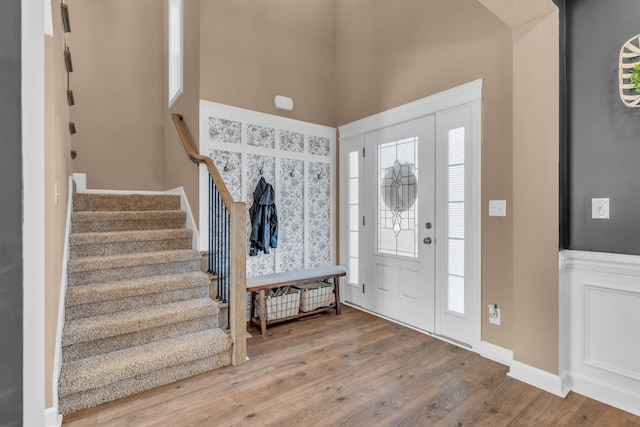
478 341 513 367
508 360 569 397
45 407 62 427
167 186 199 250
73 173 168 195
571 372 640 417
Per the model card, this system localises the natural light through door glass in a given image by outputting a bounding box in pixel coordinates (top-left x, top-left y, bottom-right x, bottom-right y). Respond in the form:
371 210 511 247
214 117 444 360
448 127 465 314
349 151 359 285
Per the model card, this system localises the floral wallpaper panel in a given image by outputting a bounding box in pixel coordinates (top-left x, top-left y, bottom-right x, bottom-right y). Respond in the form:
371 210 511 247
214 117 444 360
277 158 305 272
209 117 242 145
308 135 331 156
208 150 242 202
247 124 275 149
279 130 304 153
307 161 331 268
246 154 276 277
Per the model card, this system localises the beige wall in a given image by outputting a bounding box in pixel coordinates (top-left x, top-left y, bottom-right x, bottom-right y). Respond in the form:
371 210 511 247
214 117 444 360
163 0 202 223
43 5 562 409
68 0 165 191
512 10 559 374
44 11 73 407
336 0 515 350
199 0 336 127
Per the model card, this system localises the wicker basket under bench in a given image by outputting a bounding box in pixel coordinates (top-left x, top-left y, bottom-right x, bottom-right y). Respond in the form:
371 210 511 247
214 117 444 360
247 266 347 335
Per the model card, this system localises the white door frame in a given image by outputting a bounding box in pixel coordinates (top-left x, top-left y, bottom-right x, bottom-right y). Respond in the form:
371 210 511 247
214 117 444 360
338 79 482 350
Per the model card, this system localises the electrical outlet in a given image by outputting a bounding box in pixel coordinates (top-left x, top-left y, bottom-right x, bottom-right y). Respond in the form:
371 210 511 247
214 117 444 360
488 304 501 326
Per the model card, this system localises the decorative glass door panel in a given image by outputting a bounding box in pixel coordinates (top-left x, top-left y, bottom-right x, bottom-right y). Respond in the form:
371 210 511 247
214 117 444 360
377 138 419 258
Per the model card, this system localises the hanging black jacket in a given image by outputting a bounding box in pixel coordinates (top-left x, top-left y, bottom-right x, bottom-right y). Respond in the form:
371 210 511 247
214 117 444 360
249 177 278 256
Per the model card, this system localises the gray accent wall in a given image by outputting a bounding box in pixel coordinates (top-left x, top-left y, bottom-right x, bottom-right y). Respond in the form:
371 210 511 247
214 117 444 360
567 0 640 254
0 0 23 425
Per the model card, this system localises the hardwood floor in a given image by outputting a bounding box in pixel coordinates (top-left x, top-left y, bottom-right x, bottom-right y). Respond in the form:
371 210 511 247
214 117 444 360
63 305 640 426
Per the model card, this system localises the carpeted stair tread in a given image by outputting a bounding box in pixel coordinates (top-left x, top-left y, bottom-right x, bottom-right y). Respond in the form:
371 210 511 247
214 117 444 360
64 272 211 320
67 249 200 274
69 229 192 258
62 315 218 361
73 193 180 212
62 298 219 346
59 351 231 415
65 272 208 307
71 210 186 233
70 228 192 246
59 328 230 396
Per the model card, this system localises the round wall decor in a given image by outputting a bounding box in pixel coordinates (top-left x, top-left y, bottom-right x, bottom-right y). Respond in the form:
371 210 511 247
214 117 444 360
619 34 640 108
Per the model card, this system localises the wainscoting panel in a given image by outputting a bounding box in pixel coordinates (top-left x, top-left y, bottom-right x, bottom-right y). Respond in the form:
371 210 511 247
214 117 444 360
561 250 640 417
199 101 336 277
584 284 640 381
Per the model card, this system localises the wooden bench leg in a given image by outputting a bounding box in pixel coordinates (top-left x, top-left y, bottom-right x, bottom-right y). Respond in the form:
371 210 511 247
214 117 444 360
249 291 256 326
334 276 341 315
258 289 268 335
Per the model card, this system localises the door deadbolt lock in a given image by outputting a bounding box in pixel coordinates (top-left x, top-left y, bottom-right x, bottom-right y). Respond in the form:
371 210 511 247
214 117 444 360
423 237 432 245
425 222 432 229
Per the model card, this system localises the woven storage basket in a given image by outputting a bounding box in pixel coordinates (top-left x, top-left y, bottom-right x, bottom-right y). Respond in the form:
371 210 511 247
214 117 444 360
256 286 301 321
294 281 334 312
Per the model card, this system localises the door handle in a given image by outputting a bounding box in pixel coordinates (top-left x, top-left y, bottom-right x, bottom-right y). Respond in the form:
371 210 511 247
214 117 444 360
423 237 432 245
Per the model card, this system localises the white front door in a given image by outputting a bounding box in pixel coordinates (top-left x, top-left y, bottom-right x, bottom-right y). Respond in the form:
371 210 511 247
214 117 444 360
361 116 436 332
339 82 482 350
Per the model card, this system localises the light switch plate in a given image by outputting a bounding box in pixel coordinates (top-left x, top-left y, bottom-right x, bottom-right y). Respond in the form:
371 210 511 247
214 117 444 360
592 198 610 219
489 200 507 217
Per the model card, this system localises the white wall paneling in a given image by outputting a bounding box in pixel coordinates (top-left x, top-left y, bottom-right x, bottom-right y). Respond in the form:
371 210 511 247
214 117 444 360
561 250 640 417
199 100 336 277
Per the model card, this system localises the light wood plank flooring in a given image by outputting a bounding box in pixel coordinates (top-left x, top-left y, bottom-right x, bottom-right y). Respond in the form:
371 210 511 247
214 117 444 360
63 305 640 426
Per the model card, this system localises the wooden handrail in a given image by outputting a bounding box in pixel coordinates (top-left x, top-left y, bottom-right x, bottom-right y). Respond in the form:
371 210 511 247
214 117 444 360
171 113 235 210
172 113 247 366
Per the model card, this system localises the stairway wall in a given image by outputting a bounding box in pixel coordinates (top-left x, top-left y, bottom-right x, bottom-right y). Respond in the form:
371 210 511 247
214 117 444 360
163 0 201 226
44 3 74 408
67 0 165 191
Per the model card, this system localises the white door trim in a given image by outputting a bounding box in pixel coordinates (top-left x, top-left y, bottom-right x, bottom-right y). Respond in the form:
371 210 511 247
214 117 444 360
338 80 482 350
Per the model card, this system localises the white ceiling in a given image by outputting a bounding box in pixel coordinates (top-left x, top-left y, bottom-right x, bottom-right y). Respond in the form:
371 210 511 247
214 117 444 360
478 0 557 29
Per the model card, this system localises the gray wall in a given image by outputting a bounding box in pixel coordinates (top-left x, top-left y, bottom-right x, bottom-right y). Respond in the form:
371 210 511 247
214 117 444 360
0 1 23 425
567 0 640 254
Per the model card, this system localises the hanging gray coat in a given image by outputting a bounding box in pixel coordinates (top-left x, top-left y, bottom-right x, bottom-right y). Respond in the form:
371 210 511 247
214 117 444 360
249 177 278 256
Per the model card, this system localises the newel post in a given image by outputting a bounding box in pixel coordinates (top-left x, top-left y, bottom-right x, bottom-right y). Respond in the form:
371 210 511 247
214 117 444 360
230 202 247 365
